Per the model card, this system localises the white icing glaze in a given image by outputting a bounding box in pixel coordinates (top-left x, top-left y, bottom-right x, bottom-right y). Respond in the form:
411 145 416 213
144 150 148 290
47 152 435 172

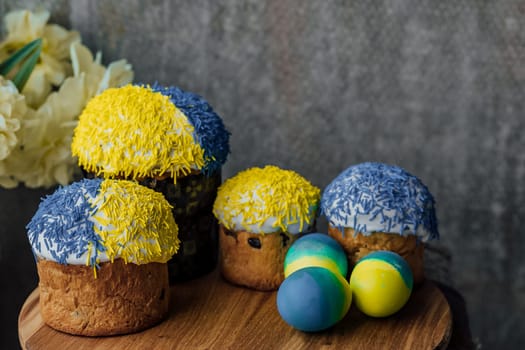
215 206 317 235
34 230 111 265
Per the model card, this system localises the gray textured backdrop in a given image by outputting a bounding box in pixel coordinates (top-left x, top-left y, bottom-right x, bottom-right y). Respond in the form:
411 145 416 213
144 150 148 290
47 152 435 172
1 0 524 349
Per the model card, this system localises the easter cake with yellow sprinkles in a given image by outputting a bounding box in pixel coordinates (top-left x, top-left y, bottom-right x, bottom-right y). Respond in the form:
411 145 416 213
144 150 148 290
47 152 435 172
213 165 320 291
26 178 180 336
71 83 230 180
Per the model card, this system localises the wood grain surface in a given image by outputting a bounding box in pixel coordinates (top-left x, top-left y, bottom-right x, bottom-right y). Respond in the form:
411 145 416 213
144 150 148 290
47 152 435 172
19 269 452 350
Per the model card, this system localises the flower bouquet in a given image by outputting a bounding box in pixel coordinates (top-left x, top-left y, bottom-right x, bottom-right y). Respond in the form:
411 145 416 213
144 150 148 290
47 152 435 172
0 9 134 189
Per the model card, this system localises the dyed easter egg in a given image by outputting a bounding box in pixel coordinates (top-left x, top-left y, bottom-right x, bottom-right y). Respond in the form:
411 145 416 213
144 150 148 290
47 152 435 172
277 267 352 332
284 233 348 278
349 251 413 317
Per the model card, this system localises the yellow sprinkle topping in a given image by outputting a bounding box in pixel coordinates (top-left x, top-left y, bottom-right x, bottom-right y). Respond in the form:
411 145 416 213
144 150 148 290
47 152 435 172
90 179 180 264
213 165 320 234
71 85 205 180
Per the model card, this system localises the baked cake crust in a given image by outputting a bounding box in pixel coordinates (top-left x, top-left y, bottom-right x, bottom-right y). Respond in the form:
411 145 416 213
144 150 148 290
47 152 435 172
327 225 425 284
37 258 170 336
219 225 297 291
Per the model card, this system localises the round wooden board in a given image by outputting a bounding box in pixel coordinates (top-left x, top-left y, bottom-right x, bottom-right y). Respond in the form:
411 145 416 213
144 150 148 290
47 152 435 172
19 269 452 350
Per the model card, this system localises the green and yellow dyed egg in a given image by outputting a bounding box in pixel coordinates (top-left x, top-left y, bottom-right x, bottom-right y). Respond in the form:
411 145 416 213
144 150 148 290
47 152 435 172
284 233 348 278
349 251 413 317
277 267 352 332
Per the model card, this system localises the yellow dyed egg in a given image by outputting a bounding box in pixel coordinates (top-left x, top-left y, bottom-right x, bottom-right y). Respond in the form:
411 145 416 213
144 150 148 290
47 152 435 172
349 251 413 317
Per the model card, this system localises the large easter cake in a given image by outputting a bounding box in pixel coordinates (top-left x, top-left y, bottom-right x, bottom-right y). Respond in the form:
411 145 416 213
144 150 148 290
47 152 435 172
26 178 179 336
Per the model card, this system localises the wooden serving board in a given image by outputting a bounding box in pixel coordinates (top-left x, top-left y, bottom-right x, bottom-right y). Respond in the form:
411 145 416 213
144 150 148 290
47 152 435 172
19 269 452 350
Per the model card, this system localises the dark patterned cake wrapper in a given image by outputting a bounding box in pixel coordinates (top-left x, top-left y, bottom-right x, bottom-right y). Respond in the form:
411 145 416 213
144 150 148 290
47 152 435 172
139 171 221 283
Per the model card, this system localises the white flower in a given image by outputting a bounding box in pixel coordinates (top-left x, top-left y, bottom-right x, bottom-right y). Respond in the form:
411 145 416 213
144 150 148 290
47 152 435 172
0 10 80 108
0 10 134 188
9 76 85 188
70 41 134 96
0 41 133 188
0 76 26 161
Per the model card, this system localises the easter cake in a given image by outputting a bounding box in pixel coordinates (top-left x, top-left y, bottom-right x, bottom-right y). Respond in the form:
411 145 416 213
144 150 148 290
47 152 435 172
26 178 179 336
321 162 439 284
71 84 230 281
213 165 320 291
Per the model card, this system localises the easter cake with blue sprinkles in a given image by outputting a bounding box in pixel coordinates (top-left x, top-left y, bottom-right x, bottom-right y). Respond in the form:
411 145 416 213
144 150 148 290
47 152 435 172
321 162 439 284
71 83 230 181
213 165 320 291
26 178 180 336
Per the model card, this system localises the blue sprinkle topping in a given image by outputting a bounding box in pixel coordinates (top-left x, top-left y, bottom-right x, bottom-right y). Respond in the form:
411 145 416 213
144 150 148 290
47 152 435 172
149 83 231 175
320 162 439 240
26 178 105 266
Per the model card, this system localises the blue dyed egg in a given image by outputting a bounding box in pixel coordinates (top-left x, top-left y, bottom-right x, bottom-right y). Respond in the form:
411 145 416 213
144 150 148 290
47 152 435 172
277 267 352 332
284 233 348 278
350 251 413 317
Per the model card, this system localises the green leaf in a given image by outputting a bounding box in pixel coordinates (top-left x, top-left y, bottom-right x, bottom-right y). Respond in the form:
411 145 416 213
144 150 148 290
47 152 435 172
0 38 42 90
11 43 42 91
